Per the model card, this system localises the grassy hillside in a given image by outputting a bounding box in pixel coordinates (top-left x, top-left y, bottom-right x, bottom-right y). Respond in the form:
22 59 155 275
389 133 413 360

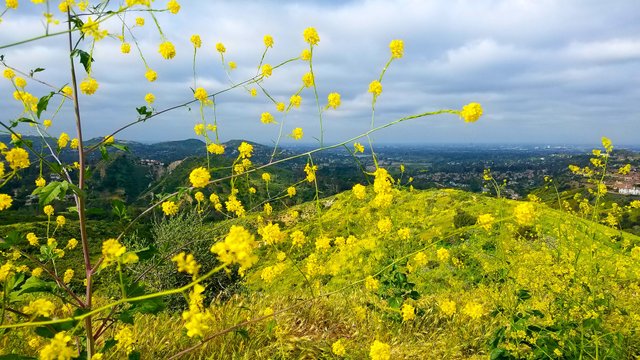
68 187 640 359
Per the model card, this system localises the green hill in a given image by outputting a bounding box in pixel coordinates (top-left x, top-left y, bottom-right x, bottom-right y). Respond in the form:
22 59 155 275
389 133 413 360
124 187 640 359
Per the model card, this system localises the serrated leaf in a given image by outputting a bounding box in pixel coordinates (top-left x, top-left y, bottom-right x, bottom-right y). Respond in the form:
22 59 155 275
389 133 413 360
36 92 55 118
71 49 94 73
32 181 63 206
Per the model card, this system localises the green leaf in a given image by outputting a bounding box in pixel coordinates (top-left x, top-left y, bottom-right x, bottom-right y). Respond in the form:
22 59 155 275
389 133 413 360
16 276 56 295
128 351 141 360
101 339 117 354
129 297 165 315
235 328 250 340
35 319 75 338
32 181 63 206
71 49 94 73
100 145 108 161
111 144 129 153
36 92 55 118
516 289 531 301
30 67 45 76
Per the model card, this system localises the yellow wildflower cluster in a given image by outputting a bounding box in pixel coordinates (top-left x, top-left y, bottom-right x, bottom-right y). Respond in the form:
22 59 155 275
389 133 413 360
372 168 393 208
171 252 201 277
210 225 258 276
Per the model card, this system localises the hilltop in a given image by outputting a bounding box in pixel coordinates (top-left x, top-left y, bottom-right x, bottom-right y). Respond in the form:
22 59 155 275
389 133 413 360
125 187 640 359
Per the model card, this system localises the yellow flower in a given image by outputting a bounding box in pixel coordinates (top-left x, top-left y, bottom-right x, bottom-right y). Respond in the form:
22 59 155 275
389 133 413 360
81 17 108 40
56 215 66 227
121 42 131 54
167 0 180 14
365 275 379 291
352 184 366 199
39 332 75 360
194 87 208 102
263 203 272 215
32 267 44 277
190 34 202 48
514 202 536 226
304 163 318 182
238 142 253 158
79 77 99 95
101 238 126 268
135 17 145 26
3 68 15 78
43 119 52 128
389 39 404 59
260 112 276 124
397 227 410 240
377 217 392 233
172 252 201 276
63 268 74 284
287 186 296 198
315 236 331 251
290 94 301 107
62 86 73 97
23 298 56 317
354 142 365 153
189 167 210 188
258 222 284 245
332 339 346 356
602 136 613 153
300 49 311 61
70 138 79 149
460 102 483 123
249 88 257 97
276 102 285 112
194 124 205 135
210 225 258 276
207 143 225 155
290 127 303 140
369 340 391 360
27 232 39 246
58 132 70 148
228 61 237 69
145 93 155 104
436 248 450 262
327 92 341 109
14 76 27 88
302 72 314 87
290 230 306 247
303 27 320 45
35 177 46 187
263 34 274 48
368 80 382 97
158 41 176 59
145 69 157 82
401 303 415 322
104 135 114 144
261 63 273 77
261 172 271 182
215 42 226 53
44 205 55 216
462 302 484 320
439 300 456 316
477 213 494 231
162 201 178 216
115 327 135 354
66 238 78 250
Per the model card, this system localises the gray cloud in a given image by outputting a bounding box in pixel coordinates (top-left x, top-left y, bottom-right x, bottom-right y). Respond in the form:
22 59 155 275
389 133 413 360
1 0 638 146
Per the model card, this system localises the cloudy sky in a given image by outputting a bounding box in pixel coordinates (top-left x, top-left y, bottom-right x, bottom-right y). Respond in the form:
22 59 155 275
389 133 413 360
1 0 639 146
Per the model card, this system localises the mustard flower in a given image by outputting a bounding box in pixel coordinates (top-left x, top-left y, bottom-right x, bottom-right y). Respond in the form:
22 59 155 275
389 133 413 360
261 63 273 77
365 275 379 291
262 172 271 182
377 217 392 233
290 230 306 247
26 232 39 246
39 332 75 360
56 215 66 227
167 0 180 14
290 127 303 140
276 102 285 112
207 143 225 155
145 69 157 82
104 135 114 144
145 93 155 104
79 77 99 95
194 124 205 135
300 49 311 61
135 17 145 26
121 42 131 54
194 87 208 102
101 238 126 268
23 298 55 317
462 302 484 320
215 42 226 53
66 238 78 250
332 339 346 356
352 183 366 199
369 341 391 360
401 303 415 322
159 41 176 59
58 132 70 148
81 17 108 40
43 119 52 128
389 39 404 59
303 27 320 45
162 201 178 216
436 248 450 262
368 80 382 97
287 186 296 197
5 147 30 170
439 300 456 316
263 203 272 215
3 68 15 78
189 167 210 188
304 163 317 182
63 268 73 284
31 267 44 277
290 94 302 107
70 138 79 149
190 34 202 48
35 177 46 188
477 213 495 231
14 76 26 88
210 225 258 275
327 92 341 109
460 102 483 123
354 142 365 153
115 327 135 354
260 112 276 124
44 205 54 216
172 252 201 276
259 222 284 245
238 142 253 158
514 202 536 226
264 34 274 48
302 72 314 87
228 61 237 69
62 86 73 97
249 88 257 97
